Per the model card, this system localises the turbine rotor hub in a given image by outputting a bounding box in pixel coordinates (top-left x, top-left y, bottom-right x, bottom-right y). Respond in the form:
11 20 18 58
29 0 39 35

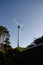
18 25 20 28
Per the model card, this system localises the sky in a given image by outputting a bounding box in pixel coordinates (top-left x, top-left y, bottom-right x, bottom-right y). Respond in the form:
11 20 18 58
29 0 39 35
0 0 43 48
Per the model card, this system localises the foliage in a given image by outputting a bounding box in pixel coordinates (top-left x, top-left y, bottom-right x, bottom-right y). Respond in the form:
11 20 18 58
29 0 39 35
0 26 10 44
34 36 43 45
14 46 25 52
4 38 11 45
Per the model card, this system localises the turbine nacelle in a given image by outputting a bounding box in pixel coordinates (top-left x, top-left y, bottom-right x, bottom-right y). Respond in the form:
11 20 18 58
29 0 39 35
18 25 20 28
18 25 23 28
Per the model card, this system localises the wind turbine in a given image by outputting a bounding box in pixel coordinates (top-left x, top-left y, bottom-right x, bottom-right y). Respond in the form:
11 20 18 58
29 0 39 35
13 19 23 47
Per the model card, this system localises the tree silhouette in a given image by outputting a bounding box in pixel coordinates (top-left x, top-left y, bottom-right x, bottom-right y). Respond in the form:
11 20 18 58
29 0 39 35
4 38 10 45
0 26 10 44
34 36 43 45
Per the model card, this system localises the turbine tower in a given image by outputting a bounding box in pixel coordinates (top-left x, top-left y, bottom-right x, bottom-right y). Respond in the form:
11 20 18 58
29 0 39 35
13 19 23 47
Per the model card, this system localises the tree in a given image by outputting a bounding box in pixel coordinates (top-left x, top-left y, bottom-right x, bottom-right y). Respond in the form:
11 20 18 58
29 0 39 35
34 36 43 45
0 26 10 44
4 38 10 45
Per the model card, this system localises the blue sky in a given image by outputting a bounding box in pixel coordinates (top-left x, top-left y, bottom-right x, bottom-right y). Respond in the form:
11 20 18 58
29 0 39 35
0 0 43 48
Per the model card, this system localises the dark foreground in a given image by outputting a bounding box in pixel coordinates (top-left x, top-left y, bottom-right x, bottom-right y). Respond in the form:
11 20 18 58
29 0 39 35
0 44 43 65
15 44 43 65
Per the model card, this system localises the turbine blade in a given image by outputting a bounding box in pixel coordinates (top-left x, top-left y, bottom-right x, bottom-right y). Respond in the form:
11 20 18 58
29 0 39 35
20 25 23 27
13 19 18 26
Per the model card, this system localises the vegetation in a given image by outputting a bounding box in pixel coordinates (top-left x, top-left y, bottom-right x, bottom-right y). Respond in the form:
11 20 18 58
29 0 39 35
33 36 43 45
0 26 10 44
14 46 25 52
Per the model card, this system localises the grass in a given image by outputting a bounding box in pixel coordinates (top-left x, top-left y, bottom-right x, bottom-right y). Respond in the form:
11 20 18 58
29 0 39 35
14 46 25 52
